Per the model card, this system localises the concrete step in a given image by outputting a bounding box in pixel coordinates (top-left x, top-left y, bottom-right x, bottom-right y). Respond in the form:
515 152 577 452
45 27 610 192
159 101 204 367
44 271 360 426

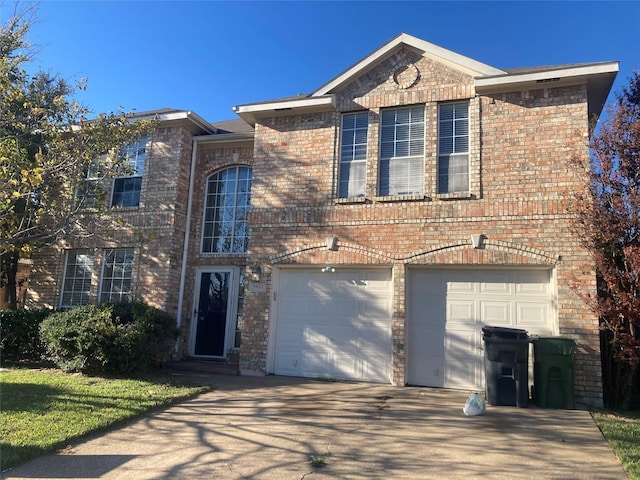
169 358 239 376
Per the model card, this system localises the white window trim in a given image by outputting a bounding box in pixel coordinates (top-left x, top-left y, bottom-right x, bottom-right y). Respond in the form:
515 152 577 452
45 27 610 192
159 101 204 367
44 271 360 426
201 166 252 255
378 105 425 197
436 101 470 196
338 111 368 199
59 249 97 308
98 248 135 303
110 136 147 208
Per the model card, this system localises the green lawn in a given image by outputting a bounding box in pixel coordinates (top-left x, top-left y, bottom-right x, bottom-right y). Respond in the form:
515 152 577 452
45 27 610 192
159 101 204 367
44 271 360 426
0 368 209 471
592 410 640 480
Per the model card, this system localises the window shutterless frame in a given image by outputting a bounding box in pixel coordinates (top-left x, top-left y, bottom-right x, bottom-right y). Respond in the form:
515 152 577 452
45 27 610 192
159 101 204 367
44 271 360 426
378 105 425 196
338 111 368 198
59 249 96 308
201 166 252 254
111 135 147 208
437 101 470 194
98 248 135 303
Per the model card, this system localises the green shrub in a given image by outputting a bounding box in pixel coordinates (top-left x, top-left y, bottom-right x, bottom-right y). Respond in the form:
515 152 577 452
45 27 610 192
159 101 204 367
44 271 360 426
0 309 52 364
39 302 179 374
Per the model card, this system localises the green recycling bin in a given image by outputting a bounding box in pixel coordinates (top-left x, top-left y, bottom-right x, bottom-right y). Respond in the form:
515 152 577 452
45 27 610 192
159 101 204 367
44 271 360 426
532 337 575 409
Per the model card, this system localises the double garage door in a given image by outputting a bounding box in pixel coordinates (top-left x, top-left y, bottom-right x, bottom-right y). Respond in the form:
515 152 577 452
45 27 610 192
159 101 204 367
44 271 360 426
271 267 555 389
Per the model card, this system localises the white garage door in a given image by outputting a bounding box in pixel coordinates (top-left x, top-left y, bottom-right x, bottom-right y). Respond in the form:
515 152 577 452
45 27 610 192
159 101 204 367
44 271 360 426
409 268 555 390
273 268 392 382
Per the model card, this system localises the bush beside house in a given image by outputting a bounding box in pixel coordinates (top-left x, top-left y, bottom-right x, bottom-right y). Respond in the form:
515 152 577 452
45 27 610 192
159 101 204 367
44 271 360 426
33 302 179 374
0 308 51 364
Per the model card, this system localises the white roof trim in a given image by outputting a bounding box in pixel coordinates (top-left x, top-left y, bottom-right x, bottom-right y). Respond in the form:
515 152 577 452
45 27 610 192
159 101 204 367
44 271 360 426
475 62 619 91
313 33 505 96
232 95 336 126
132 110 216 133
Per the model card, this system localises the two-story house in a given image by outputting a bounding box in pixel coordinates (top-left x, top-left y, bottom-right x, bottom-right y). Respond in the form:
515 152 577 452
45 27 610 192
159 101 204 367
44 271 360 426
28 33 617 407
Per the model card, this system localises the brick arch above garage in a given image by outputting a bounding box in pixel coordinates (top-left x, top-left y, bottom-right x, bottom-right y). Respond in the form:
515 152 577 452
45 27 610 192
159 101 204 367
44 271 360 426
269 241 396 265
407 239 557 265
268 238 557 266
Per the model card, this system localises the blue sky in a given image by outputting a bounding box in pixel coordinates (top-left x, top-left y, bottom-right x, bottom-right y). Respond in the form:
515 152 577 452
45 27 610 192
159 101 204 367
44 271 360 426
3 1 639 123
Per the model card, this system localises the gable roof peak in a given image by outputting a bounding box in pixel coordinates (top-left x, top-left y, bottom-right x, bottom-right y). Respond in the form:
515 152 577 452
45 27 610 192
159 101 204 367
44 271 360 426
312 32 505 96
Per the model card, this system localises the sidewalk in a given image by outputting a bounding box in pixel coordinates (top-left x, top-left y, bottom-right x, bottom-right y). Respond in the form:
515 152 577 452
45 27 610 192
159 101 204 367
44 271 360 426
2 373 629 479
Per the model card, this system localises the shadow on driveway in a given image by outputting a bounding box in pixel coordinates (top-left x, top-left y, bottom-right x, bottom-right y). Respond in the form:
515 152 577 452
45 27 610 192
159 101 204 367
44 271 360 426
2 374 628 480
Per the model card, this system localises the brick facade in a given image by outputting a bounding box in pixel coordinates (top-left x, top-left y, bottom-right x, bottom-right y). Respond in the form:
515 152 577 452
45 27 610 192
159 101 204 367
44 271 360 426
29 123 196 315
25 35 616 407
240 46 605 407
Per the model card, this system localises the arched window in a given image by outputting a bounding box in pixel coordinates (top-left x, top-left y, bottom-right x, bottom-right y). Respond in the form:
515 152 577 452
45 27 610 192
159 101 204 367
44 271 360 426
202 166 252 253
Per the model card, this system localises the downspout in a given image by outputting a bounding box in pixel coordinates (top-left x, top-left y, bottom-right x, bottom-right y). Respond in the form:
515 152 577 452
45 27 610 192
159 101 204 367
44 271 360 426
176 137 199 335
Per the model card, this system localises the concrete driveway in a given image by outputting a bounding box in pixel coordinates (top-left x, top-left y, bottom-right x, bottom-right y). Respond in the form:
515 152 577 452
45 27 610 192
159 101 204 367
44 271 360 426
2 373 628 480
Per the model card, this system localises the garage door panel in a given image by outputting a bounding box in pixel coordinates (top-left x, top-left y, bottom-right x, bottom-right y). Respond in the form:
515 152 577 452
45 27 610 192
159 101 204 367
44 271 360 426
274 268 392 383
359 330 392 351
330 297 359 317
276 324 303 344
447 280 476 294
482 301 511 325
412 327 445 355
445 355 481 389
332 353 360 380
360 298 392 317
411 355 445 387
411 271 447 294
445 328 477 353
304 325 354 347
480 280 511 295
410 268 554 390
516 303 550 331
448 300 476 324
301 350 332 377
275 350 301 375
362 354 392 382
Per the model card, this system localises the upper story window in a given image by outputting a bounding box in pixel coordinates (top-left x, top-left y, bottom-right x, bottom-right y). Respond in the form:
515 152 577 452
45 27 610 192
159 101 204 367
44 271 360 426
76 155 105 209
339 112 368 198
202 166 252 254
379 105 425 196
100 248 135 302
60 249 96 308
438 102 469 194
111 135 147 208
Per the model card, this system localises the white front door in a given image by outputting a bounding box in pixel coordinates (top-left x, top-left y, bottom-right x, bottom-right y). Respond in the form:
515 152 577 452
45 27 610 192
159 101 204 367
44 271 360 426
409 268 555 390
272 268 393 382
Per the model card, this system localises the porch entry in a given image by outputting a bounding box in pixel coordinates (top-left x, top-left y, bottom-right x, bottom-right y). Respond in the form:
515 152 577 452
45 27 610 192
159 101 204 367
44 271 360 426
191 267 244 358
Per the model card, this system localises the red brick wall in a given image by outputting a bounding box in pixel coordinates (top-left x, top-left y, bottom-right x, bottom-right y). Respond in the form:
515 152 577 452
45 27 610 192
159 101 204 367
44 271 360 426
27 125 195 315
242 51 602 406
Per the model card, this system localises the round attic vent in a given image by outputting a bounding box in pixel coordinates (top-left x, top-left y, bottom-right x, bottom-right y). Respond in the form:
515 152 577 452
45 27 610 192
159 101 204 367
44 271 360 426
392 63 420 89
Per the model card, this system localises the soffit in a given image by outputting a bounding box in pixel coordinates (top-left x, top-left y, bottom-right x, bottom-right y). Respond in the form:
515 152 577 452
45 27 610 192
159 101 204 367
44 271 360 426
475 61 619 119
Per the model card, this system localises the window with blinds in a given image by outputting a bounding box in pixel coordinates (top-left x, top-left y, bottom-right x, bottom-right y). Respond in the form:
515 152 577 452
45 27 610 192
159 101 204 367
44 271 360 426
379 106 425 196
339 112 368 198
438 102 469 194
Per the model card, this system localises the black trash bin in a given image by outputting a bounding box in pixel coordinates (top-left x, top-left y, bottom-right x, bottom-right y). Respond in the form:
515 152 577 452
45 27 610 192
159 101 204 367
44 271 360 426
532 337 575 409
482 326 530 407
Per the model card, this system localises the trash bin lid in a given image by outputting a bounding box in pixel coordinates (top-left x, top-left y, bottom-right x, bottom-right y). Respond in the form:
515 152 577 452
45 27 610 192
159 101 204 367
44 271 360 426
533 337 575 355
482 326 528 340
